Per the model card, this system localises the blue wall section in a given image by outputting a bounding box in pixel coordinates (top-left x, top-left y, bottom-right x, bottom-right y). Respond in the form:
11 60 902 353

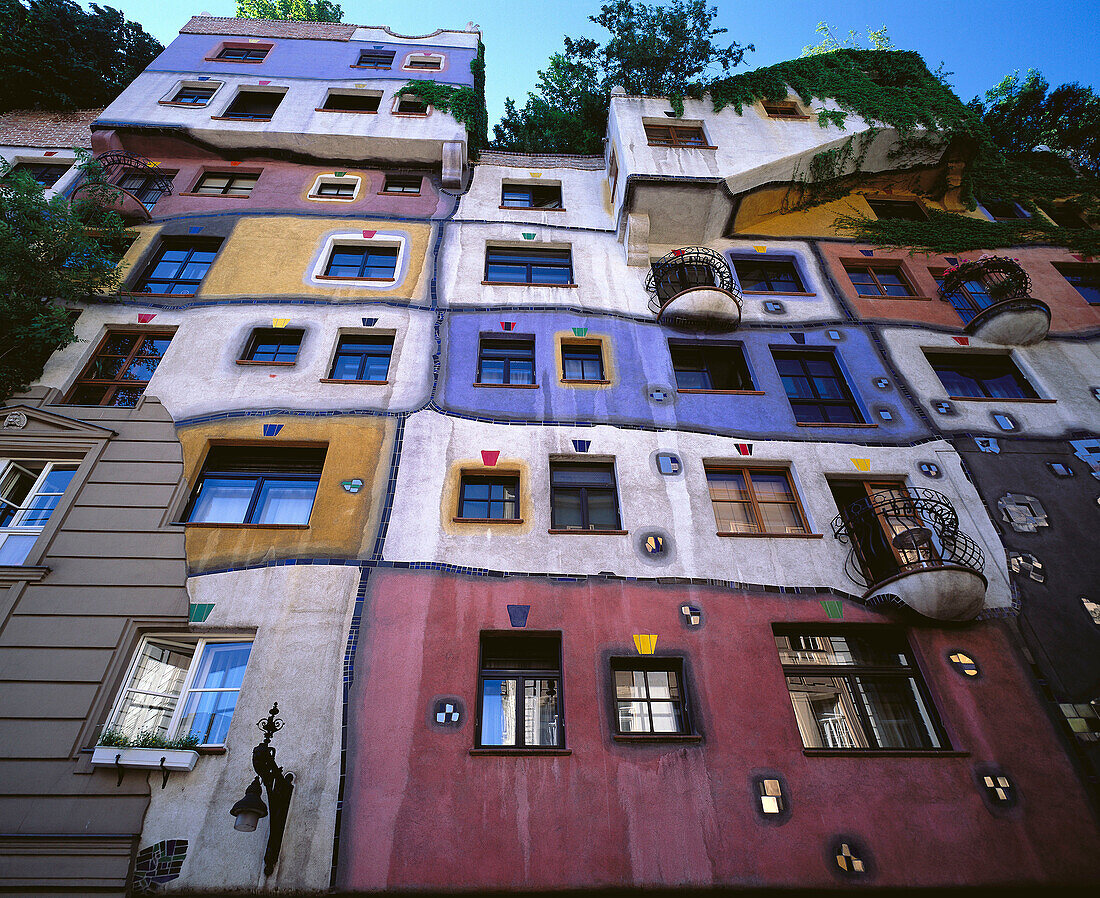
438 312 932 442
149 34 477 87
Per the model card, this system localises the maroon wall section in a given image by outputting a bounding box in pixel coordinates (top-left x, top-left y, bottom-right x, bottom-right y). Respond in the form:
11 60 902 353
337 569 1100 891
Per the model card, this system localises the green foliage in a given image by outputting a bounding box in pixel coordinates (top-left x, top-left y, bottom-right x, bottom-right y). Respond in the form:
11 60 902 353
98 727 201 750
397 43 488 155
235 0 343 21
801 22 895 57
493 0 750 154
0 153 133 402
0 0 163 112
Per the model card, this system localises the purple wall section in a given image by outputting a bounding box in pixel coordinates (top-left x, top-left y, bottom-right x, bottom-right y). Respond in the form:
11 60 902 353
149 33 476 87
337 569 1100 890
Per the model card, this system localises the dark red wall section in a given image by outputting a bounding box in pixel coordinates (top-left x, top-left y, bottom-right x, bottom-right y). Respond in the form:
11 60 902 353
337 569 1100 890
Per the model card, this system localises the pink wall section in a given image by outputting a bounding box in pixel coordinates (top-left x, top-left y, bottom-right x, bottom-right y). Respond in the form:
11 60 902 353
338 569 1100 890
89 130 448 219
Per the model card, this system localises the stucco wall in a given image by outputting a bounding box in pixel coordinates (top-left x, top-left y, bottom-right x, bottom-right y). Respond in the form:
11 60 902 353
457 162 614 230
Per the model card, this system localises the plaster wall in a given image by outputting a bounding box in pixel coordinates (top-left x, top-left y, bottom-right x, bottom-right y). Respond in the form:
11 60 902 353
878 328 1100 437
37 303 435 421
438 314 929 441
0 146 82 198
338 568 1100 891
138 564 360 893
383 410 1011 610
456 162 614 230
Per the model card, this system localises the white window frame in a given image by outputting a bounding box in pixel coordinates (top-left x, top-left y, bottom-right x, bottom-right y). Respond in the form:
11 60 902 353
401 51 445 72
105 635 254 747
310 231 407 287
307 173 363 203
0 460 78 564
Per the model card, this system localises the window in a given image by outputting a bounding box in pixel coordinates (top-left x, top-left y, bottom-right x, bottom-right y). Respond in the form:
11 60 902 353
924 351 1040 400
773 350 865 424
106 637 253 747
485 247 573 285
669 342 754 391
477 337 535 385
311 178 359 199
644 123 709 147
193 172 259 196
0 460 78 564
115 170 175 207
477 634 562 748
395 96 428 115
323 244 398 280
774 627 947 751
762 100 804 118
382 174 422 194
843 263 915 297
170 85 216 105
560 343 605 382
549 461 621 531
6 162 70 187
1054 263 1100 304
355 49 395 68
501 183 562 209
458 474 520 521
135 238 221 295
706 466 809 535
1041 203 1090 229
404 54 442 70
183 446 325 526
981 198 1027 221
321 92 380 113
612 659 691 735
221 90 282 121
240 328 303 364
732 259 805 293
65 330 173 406
328 335 394 382
866 198 927 221
931 271 993 324
216 46 268 62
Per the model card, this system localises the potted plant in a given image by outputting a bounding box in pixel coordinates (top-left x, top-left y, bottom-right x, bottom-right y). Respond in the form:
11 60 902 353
91 727 202 772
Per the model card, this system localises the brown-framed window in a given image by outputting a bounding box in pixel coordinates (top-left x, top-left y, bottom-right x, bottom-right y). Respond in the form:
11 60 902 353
477 337 535 385
405 55 442 70
706 466 809 535
612 658 692 735
733 259 806 293
843 263 916 297
395 96 428 115
328 335 394 381
193 172 259 196
382 174 422 194
313 179 357 199
64 329 173 407
240 328 303 364
773 625 948 751
114 169 177 207
216 46 268 62
669 341 754 391
457 474 520 521
170 85 216 106
549 461 621 531
501 183 562 209
485 246 573 285
134 237 222 295
643 123 709 147
924 351 1040 400
323 244 399 280
321 92 380 113
221 90 283 121
560 342 604 382
772 349 865 424
866 198 927 221
762 100 804 119
355 49 394 68
477 634 563 748
1054 263 1100 305
5 162 70 187
930 271 994 324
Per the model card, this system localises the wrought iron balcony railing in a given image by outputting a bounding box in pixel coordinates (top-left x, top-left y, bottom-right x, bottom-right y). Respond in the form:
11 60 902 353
645 247 740 313
938 255 1050 345
939 255 1031 304
830 487 985 591
70 152 174 220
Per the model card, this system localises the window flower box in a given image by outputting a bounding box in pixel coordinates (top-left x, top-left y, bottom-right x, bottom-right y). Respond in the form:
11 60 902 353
91 745 200 771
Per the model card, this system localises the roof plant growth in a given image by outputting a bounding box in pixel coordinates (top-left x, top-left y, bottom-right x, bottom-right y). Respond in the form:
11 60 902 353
396 42 488 155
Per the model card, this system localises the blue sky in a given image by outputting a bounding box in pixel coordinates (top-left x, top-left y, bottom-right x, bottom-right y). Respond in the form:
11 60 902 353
91 0 1099 130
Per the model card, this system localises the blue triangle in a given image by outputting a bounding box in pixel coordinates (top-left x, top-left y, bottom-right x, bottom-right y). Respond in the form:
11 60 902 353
790 333 806 344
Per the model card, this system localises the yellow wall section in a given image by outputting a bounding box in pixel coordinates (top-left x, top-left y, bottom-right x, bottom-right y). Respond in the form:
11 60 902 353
553 332 617 388
178 416 395 572
197 217 432 299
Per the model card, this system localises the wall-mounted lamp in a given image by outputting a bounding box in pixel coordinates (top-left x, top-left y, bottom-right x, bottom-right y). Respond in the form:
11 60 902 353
229 703 294 876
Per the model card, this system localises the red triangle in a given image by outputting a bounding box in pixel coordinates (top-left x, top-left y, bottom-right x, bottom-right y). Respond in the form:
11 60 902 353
481 450 499 466
137 313 156 323
952 336 969 345
362 230 376 239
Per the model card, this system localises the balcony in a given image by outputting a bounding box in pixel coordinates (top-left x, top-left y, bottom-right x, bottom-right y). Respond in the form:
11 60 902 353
939 256 1050 345
70 152 175 222
645 247 742 332
831 487 987 621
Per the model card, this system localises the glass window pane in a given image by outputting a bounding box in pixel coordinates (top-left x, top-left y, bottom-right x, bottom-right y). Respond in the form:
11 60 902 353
524 679 560 746
331 356 363 380
179 688 239 745
551 490 583 529
0 532 38 565
617 700 651 733
758 501 804 533
111 640 194 738
189 477 256 523
480 678 517 745
253 479 317 524
586 490 619 530
191 642 252 689
856 675 942 749
785 675 870 748
649 700 682 732
615 669 647 699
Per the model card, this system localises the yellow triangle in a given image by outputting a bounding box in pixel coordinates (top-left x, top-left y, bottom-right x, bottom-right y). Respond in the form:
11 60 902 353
633 634 657 655
529 172 542 178
851 458 870 472
272 318 290 328
753 245 767 253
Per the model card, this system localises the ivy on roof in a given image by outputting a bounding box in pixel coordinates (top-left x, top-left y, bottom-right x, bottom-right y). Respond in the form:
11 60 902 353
396 42 488 157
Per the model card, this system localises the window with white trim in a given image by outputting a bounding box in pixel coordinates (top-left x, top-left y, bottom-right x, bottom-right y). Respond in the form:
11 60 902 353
0 460 78 565
308 174 362 202
105 637 253 746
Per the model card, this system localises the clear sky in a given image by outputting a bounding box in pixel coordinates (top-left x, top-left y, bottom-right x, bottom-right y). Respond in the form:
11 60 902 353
88 0 1098 131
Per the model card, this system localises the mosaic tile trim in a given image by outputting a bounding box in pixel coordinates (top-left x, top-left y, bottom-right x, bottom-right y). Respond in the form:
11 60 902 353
132 839 187 893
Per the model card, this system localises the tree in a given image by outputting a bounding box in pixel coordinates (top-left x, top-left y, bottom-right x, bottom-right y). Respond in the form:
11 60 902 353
0 1 162 113
800 22 894 57
493 0 751 154
235 0 343 21
972 70 1100 176
0 157 133 401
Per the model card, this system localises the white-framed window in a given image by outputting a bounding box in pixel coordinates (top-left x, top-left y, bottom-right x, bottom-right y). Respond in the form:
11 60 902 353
0 460 78 565
105 636 253 747
402 52 445 72
307 173 363 202
310 231 407 286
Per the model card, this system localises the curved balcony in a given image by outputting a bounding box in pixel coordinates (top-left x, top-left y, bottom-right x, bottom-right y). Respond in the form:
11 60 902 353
831 487 987 621
645 247 742 332
69 152 174 222
939 256 1050 346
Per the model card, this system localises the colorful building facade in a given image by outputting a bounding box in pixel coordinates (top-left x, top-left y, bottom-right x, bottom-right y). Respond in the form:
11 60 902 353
0 17 1098 895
